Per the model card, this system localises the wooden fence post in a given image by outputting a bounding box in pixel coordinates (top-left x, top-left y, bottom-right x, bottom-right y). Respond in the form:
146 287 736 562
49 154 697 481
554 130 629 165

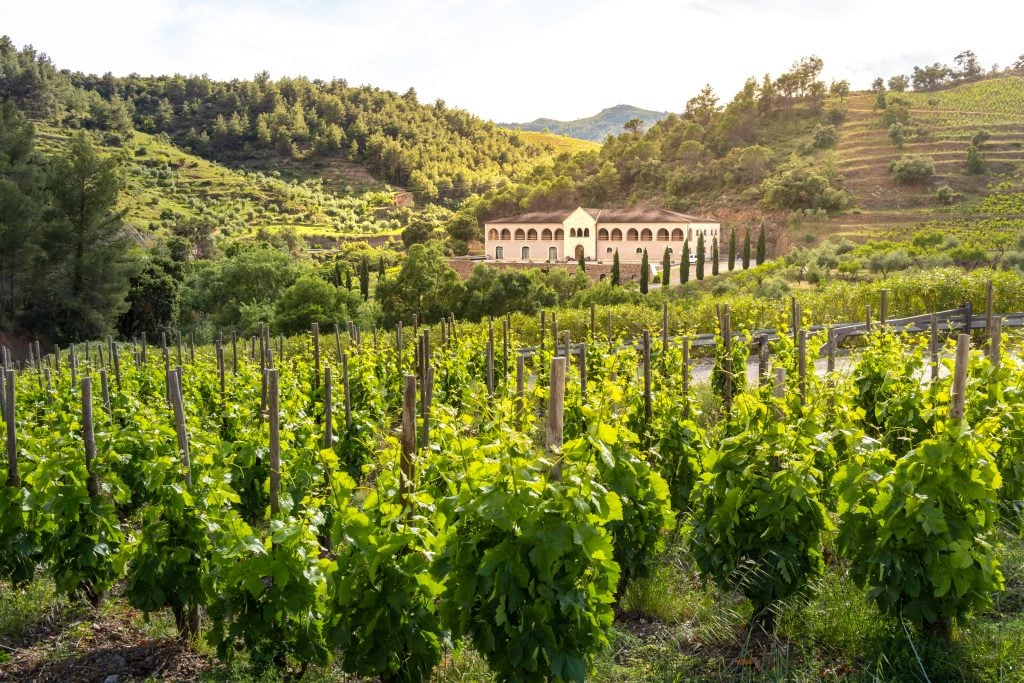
81 377 100 499
400 375 416 508
547 357 566 481
268 369 280 515
950 334 970 420
168 368 192 488
5 370 16 488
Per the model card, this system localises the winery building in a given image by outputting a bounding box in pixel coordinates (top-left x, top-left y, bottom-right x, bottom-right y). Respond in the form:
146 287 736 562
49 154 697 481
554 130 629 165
484 207 720 264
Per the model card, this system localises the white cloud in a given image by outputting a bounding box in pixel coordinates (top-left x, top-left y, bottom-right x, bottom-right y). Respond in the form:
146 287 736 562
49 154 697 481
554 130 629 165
1 0 1020 122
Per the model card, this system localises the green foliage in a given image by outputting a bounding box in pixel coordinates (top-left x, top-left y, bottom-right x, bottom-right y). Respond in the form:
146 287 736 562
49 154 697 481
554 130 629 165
966 144 987 174
660 249 670 286
812 124 837 148
696 235 705 281
375 242 464 325
610 249 620 286
757 225 767 265
434 438 621 682
639 250 649 295
117 258 182 340
727 228 736 272
327 473 443 683
835 420 1004 630
888 155 935 184
688 389 830 626
273 273 359 335
760 155 848 212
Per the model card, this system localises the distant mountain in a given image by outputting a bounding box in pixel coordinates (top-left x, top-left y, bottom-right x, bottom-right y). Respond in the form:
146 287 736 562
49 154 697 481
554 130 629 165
500 105 672 143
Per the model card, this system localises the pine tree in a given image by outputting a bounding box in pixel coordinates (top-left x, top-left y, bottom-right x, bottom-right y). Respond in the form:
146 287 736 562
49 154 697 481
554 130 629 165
681 240 690 284
577 249 586 272
712 239 720 276
728 228 736 271
611 249 620 286
757 225 767 265
661 248 671 286
359 256 370 300
640 249 650 294
696 234 705 281
742 228 752 270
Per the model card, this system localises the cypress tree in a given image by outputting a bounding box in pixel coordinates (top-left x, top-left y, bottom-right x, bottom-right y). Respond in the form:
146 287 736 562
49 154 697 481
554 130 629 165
359 256 370 300
681 240 690 284
742 227 752 270
577 249 586 272
661 248 671 286
640 249 650 294
757 224 767 265
712 239 719 276
696 234 705 281
728 227 736 271
611 249 620 286
345 266 353 291
378 254 385 278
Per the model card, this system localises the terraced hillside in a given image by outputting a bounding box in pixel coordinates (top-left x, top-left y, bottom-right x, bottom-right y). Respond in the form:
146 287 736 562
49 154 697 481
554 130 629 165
826 77 1024 246
32 124 405 246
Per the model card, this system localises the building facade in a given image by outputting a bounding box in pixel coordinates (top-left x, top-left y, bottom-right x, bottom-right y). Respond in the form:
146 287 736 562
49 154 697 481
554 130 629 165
484 207 720 264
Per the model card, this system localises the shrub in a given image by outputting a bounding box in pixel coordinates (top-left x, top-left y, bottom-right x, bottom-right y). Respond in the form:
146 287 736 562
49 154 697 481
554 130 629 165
813 124 837 149
888 155 934 184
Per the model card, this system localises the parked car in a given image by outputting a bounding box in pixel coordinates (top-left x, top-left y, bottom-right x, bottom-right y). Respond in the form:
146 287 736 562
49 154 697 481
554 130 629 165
688 253 698 264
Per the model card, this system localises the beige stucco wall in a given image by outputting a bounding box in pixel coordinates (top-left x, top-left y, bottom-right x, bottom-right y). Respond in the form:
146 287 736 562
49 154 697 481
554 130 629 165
485 215 720 264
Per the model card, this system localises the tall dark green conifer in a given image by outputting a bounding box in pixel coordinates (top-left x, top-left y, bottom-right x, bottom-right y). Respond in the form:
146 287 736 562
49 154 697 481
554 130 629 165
712 239 719 276
742 227 752 270
696 234 705 281
661 249 671 286
728 228 736 271
359 256 370 300
378 255 385 278
681 240 690 284
757 224 767 265
611 249 620 286
345 266 353 290
577 249 586 272
640 249 650 294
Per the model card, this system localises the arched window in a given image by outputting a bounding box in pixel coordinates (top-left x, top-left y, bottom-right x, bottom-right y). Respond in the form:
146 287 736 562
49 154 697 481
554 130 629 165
554 228 564 239
521 246 530 260
527 228 538 240
657 228 670 241
501 229 511 240
611 228 622 241
635 247 643 254
671 228 683 241
541 228 552 240
495 246 504 260
606 247 613 253
598 228 609 240
514 228 525 240
583 227 590 237
627 228 639 241
641 228 653 241
548 246 557 261
488 228 499 240
570 228 577 238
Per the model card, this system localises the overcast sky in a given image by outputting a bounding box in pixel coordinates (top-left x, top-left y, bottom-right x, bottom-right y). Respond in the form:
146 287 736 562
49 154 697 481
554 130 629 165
3 0 1020 123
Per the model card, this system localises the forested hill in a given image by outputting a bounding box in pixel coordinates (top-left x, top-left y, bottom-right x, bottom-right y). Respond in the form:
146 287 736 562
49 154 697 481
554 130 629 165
0 36 588 204
501 104 671 142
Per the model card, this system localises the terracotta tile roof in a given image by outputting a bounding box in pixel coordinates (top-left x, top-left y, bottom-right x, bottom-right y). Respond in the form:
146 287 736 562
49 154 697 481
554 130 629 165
486 210 575 224
486 207 716 225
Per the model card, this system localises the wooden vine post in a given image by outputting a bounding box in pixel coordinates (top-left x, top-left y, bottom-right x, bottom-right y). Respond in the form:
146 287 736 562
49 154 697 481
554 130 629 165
642 330 652 423
826 327 836 373
758 334 769 386
722 306 733 415
547 357 566 481
81 377 100 499
990 317 1002 371
486 319 495 397
516 355 525 421
5 370 16 488
342 352 352 432
168 368 192 488
985 279 994 336
399 374 417 509
268 369 281 516
324 365 333 449
311 322 321 391
949 334 970 421
681 336 690 419
798 329 807 405
930 313 940 381
590 303 596 339
539 310 546 351
880 289 888 327
100 369 111 417
578 343 587 399
662 301 669 358
772 367 786 419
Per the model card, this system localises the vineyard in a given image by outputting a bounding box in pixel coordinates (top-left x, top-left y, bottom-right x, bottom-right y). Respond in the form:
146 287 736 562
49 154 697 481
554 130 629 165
1 302 1023 681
